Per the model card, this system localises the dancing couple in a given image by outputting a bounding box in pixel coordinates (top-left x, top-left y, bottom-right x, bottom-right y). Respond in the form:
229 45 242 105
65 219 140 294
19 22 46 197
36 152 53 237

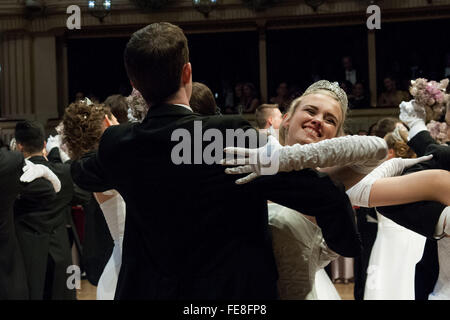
67 22 449 300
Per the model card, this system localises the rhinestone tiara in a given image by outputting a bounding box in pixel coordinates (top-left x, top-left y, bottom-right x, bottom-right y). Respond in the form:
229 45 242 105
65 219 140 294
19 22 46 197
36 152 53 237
303 80 348 110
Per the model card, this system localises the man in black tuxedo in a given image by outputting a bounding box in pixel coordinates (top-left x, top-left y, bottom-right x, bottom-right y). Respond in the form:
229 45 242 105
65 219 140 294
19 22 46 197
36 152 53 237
377 103 450 300
71 22 362 299
0 149 30 299
0 147 63 299
14 121 78 300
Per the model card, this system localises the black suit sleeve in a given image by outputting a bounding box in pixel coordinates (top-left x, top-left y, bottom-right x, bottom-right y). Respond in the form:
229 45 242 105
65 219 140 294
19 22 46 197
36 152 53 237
70 151 113 193
377 201 444 239
15 178 57 214
250 169 361 258
377 137 449 239
47 147 62 163
408 131 437 157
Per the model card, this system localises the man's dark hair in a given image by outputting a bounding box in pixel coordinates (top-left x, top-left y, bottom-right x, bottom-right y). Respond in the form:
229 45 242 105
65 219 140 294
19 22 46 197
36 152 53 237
15 120 45 154
189 82 217 116
124 22 189 105
104 94 129 124
372 117 398 138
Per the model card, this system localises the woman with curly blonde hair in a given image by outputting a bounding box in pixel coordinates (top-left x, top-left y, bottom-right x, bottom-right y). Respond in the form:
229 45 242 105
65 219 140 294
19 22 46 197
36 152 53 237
63 101 125 300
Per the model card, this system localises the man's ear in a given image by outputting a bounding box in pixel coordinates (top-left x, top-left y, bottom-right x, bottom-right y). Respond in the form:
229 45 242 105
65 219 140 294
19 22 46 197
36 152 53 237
104 115 113 128
16 143 24 152
181 62 192 84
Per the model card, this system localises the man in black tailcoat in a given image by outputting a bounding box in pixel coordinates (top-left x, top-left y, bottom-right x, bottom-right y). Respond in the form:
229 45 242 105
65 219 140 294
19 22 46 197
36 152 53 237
0 146 62 299
71 22 363 300
14 121 77 299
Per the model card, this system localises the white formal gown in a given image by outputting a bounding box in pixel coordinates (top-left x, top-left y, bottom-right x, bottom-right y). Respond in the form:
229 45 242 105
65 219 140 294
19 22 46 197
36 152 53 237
364 212 426 300
429 237 450 300
96 190 126 300
268 203 340 300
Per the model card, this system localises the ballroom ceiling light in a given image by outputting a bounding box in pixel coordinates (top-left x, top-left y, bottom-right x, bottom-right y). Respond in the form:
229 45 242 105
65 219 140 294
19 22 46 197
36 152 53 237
193 0 218 17
88 0 111 22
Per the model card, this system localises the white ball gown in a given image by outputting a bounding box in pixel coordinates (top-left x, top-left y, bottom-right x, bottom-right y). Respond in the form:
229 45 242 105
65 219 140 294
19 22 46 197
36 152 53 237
429 237 450 300
268 202 341 300
364 212 426 300
96 190 126 300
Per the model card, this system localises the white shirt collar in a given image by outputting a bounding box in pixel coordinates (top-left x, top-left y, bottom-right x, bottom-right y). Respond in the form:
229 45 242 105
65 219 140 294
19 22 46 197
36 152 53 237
173 104 193 112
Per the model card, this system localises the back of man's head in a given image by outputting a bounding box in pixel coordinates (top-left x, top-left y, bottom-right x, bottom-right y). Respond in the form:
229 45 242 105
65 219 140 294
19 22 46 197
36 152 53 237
104 94 129 124
190 82 217 115
372 117 398 138
255 104 280 129
124 22 189 106
15 120 45 154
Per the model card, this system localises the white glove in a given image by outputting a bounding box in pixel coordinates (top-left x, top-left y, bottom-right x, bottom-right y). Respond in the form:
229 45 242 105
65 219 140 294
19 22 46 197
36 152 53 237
346 155 433 207
46 135 71 163
222 135 388 184
46 135 62 153
399 100 427 140
58 148 71 163
20 159 61 193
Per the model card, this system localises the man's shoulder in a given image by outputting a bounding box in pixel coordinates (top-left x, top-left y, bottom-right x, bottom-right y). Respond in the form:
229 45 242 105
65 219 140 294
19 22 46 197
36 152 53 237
0 149 22 163
102 122 135 141
199 114 254 130
0 150 23 182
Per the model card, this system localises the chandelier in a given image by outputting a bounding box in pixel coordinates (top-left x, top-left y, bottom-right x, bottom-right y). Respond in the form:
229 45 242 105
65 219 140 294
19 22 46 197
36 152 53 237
193 0 218 17
88 0 111 22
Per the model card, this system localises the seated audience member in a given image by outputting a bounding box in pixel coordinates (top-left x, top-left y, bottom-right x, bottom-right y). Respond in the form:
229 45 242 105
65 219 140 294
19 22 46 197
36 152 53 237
341 55 359 86
270 82 291 113
13 121 79 300
228 82 245 114
104 95 129 124
378 76 410 107
350 82 370 109
74 92 85 103
242 82 260 114
407 52 425 80
254 104 283 130
340 80 355 109
190 82 220 116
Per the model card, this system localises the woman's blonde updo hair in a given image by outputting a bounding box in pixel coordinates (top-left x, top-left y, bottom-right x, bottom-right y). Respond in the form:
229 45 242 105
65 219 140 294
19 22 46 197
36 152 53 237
384 125 416 159
279 80 348 145
62 101 112 160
